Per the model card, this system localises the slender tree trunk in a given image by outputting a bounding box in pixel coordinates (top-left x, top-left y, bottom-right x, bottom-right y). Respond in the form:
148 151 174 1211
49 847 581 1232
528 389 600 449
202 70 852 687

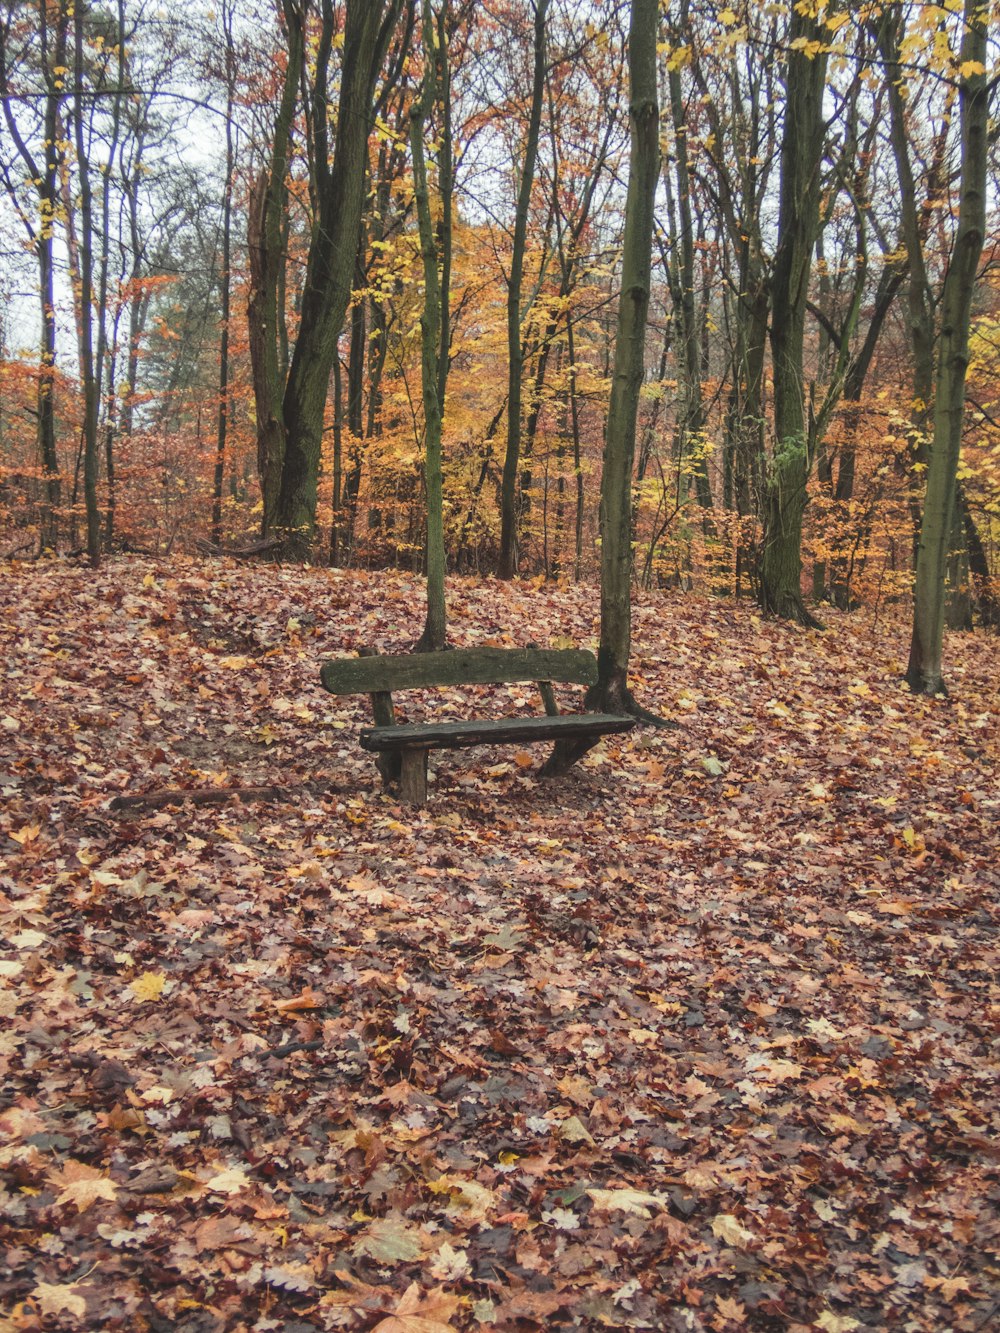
958 486 1000 629
0 0 67 550
499 0 549 578
666 4 711 514
72 3 101 565
212 3 236 547
906 1 988 694
757 3 832 626
410 0 447 649
591 0 659 714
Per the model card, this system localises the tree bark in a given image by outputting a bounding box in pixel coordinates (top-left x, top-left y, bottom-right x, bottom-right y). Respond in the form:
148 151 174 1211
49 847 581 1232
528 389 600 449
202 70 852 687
498 0 549 579
906 0 988 694
273 0 402 557
247 0 302 534
410 0 448 650
212 0 236 548
0 0 67 550
757 3 832 626
591 0 659 714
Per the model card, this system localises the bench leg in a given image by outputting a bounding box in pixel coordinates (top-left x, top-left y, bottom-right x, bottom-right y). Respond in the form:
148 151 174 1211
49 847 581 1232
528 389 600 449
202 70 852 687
540 736 599 777
398 750 428 804
376 752 402 787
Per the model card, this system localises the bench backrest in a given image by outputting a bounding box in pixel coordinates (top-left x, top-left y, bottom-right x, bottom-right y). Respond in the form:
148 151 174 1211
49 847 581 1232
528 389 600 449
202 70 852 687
321 646 598 696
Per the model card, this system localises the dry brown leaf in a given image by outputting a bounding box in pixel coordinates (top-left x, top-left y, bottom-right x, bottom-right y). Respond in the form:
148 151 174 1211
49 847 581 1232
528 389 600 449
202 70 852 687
371 1282 461 1333
50 1160 117 1213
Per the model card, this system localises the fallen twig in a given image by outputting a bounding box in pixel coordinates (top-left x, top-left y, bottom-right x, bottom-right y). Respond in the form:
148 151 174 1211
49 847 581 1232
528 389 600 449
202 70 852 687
110 780 340 811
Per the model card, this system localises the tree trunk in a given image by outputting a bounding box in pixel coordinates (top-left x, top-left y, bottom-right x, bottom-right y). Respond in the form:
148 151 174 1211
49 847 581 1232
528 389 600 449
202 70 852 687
498 0 549 579
410 0 448 650
0 0 67 550
666 3 711 515
591 0 659 714
72 2 101 566
906 0 988 694
212 3 236 548
273 0 402 557
757 3 831 626
247 0 302 534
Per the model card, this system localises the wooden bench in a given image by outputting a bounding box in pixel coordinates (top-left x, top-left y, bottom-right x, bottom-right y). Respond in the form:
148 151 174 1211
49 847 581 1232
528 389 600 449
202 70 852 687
320 646 636 804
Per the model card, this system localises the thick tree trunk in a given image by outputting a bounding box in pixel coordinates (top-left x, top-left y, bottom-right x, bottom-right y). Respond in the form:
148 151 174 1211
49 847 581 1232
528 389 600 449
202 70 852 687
273 0 401 557
247 0 302 534
906 1 988 694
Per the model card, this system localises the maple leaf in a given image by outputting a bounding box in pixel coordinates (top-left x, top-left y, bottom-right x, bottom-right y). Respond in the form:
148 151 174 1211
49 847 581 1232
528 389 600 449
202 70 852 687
427 1175 495 1220
371 1282 460 1333
715 1294 747 1323
206 1165 251 1194
428 1242 470 1281
50 1160 117 1213
9 823 40 845
129 970 166 1002
32 1281 88 1320
353 1214 426 1263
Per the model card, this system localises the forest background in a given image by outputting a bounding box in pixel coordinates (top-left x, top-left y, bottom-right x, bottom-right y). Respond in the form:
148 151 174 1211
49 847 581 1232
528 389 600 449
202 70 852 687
2 0 999 687
2 4 1000 1329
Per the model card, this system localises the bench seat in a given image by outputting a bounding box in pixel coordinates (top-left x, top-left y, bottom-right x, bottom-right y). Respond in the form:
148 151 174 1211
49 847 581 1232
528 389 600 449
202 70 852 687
361 712 635 752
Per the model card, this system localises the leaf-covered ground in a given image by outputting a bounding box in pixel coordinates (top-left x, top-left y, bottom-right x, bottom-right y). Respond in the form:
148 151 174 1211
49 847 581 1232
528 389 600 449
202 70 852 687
1 558 998 1333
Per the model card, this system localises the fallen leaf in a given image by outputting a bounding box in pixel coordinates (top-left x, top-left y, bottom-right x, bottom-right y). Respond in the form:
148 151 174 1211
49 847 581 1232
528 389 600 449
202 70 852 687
130 970 167 1002
206 1165 251 1195
50 1161 117 1213
371 1281 461 1333
814 1314 859 1332
32 1281 88 1320
274 984 324 1012
353 1214 426 1263
586 1187 665 1218
711 1213 755 1248
557 1114 595 1145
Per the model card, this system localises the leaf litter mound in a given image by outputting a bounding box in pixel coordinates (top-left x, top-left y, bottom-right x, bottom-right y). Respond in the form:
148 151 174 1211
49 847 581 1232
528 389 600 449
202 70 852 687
0 557 997 1332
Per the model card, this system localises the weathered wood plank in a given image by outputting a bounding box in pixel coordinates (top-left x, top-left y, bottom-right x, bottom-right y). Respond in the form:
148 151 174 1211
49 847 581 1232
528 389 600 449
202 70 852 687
360 712 634 752
321 647 599 695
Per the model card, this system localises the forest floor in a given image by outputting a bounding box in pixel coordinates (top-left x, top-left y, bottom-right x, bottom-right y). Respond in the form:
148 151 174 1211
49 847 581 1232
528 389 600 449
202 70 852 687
0 557 998 1333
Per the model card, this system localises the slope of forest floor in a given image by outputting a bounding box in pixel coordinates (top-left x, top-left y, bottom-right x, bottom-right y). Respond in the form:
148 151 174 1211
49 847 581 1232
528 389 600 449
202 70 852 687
1 558 998 1333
